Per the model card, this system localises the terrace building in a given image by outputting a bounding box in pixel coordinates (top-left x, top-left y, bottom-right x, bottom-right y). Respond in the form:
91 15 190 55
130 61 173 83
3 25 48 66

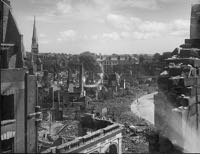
97 54 138 75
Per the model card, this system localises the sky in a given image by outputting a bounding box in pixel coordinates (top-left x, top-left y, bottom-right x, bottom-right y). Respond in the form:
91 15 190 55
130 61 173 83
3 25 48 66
11 0 192 55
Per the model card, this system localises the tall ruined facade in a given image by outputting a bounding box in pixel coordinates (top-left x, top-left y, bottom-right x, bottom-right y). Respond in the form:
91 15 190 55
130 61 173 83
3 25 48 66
153 2 200 153
0 0 41 153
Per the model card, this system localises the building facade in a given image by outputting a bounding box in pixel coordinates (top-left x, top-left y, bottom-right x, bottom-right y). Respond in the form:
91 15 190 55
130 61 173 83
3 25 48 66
97 54 138 75
1 0 40 153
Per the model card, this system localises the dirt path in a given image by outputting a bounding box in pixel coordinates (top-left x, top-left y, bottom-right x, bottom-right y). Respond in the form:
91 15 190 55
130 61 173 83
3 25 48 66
131 92 157 124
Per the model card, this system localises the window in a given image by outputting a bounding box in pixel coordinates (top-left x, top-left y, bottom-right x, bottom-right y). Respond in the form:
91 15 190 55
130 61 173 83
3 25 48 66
1 95 14 120
1 138 14 153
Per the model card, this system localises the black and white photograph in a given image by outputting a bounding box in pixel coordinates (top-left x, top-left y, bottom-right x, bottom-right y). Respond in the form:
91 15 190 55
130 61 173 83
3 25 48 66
1 0 200 153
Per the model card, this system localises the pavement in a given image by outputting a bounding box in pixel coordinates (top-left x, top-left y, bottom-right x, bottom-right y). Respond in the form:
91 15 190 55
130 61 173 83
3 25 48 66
131 92 157 124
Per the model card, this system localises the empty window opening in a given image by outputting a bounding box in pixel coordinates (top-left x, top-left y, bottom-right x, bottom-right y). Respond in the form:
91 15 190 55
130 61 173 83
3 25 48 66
1 138 14 153
1 95 14 121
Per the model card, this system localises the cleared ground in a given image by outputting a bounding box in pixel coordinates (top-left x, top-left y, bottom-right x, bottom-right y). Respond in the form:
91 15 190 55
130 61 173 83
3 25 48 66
131 92 157 124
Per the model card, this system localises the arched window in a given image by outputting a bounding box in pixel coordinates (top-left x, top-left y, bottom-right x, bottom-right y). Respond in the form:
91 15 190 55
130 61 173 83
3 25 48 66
105 144 118 154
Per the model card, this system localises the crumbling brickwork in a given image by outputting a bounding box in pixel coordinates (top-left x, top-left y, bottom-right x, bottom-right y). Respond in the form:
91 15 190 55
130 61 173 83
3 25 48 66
153 2 200 153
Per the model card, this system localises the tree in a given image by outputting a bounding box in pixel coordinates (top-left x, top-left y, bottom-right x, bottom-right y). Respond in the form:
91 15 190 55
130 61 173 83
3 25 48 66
153 53 161 62
67 52 102 74
139 55 144 65
113 64 123 74
79 52 102 73
67 55 80 73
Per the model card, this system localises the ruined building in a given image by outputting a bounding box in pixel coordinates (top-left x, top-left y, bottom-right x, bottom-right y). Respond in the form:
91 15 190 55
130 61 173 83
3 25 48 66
38 49 123 154
152 2 200 153
41 114 123 153
1 0 41 153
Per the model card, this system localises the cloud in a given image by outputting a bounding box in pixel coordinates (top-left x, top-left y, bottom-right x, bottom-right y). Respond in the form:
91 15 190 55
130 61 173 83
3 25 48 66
106 13 165 39
91 34 99 40
88 17 189 41
121 31 131 38
57 29 77 41
38 32 51 44
25 1 73 23
106 14 137 30
39 33 46 38
90 32 121 41
140 21 167 33
102 32 121 40
107 13 167 32
27 0 161 25
38 33 50 44
90 31 160 41
170 19 190 37
132 31 160 39
118 0 159 10
158 0 182 3
121 31 160 40
114 0 183 10
40 40 50 44
55 1 72 15
171 19 190 31
93 0 159 11
106 13 190 40
25 0 170 26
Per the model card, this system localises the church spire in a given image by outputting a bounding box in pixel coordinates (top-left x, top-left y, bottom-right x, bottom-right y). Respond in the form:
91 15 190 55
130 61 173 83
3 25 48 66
31 16 39 54
32 16 37 43
30 16 43 74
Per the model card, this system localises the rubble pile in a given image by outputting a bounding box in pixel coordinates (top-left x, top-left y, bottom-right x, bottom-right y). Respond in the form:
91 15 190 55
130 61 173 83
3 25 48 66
93 85 157 153
57 120 79 142
38 82 157 153
38 120 79 149
120 112 155 153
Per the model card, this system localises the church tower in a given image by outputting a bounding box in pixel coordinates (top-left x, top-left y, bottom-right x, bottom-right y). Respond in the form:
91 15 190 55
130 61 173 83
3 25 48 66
31 16 43 74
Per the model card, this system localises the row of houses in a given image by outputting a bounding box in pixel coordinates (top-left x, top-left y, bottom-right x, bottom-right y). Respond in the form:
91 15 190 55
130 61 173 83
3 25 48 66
97 54 139 74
